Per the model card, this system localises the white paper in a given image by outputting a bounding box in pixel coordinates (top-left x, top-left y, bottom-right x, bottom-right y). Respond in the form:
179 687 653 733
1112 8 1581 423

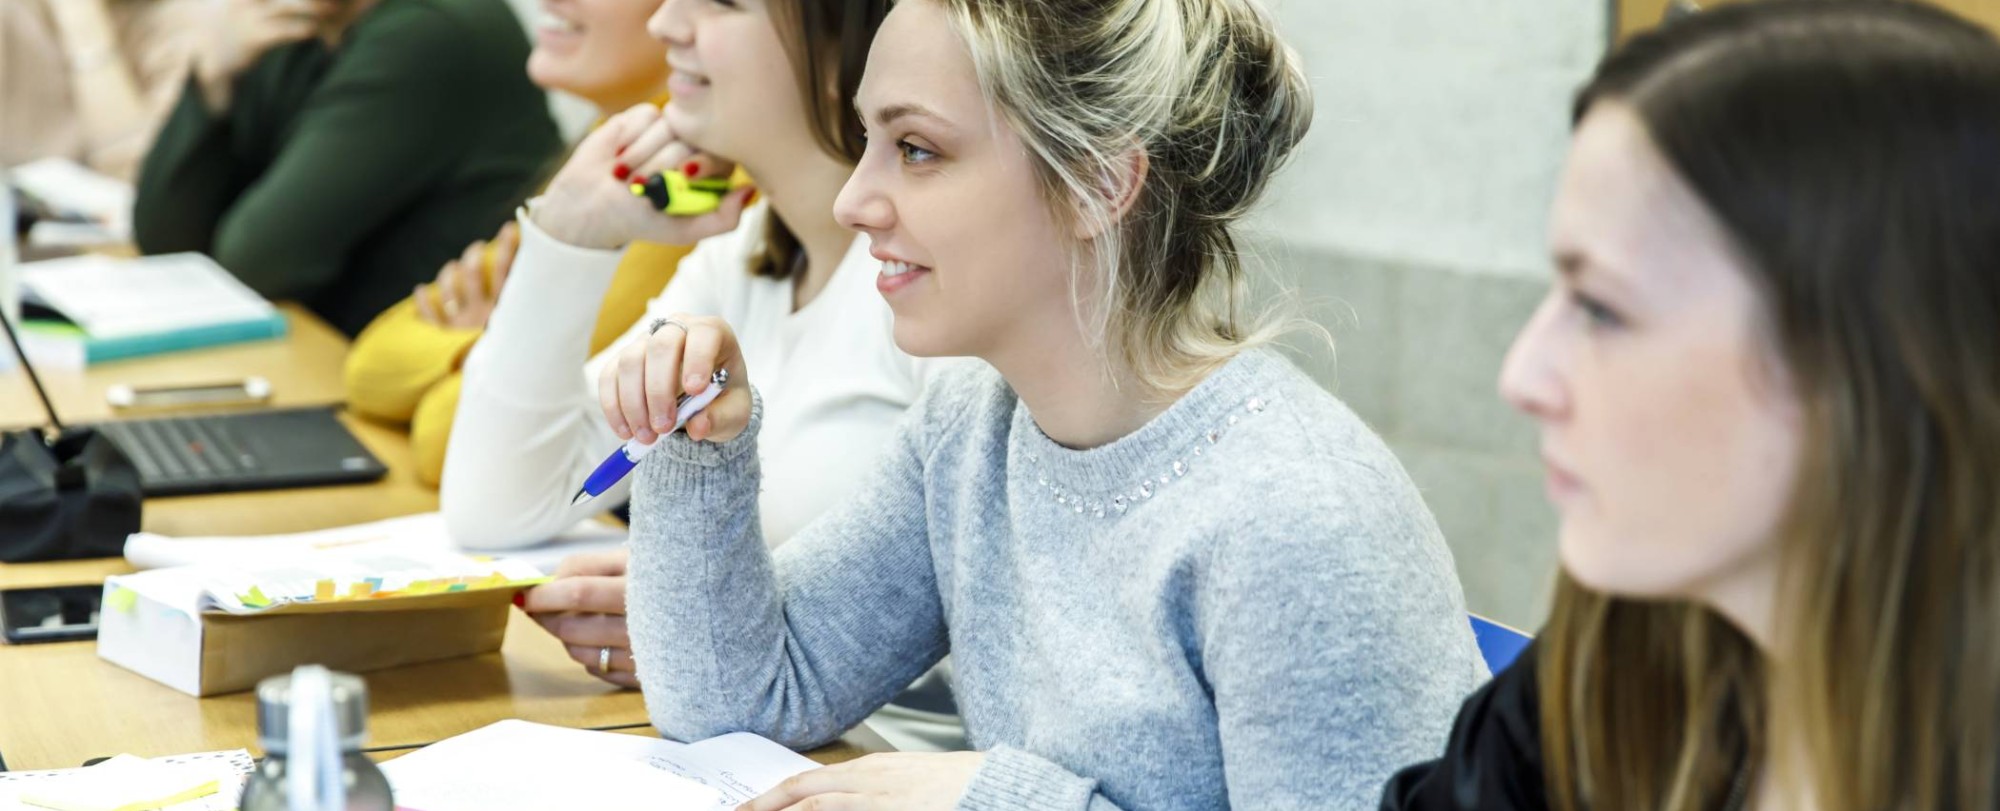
106 546 547 616
26 220 122 250
105 565 211 616
381 720 819 809
391 757 720 811
8 158 134 240
18 253 275 339
189 549 548 615
124 512 628 575
0 750 252 811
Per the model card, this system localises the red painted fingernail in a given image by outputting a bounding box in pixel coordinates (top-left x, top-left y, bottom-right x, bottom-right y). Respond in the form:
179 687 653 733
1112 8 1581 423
682 162 700 179
613 163 632 181
512 592 526 608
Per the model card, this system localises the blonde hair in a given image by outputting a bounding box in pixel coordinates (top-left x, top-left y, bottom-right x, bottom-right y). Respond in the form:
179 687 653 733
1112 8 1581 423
933 0 1314 393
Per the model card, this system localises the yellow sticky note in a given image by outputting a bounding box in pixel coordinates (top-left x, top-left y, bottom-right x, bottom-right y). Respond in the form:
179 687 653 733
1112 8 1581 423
244 586 271 607
348 581 375 599
313 580 335 602
104 586 137 614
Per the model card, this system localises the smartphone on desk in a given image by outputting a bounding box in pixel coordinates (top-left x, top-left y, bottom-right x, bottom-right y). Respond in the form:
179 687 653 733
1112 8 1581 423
107 377 273 412
0 584 102 644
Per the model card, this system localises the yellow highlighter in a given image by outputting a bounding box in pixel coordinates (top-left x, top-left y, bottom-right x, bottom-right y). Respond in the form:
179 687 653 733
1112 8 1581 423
631 171 735 216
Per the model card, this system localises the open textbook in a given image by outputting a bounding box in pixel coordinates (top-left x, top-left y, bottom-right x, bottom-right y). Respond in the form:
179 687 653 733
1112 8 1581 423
381 720 822 811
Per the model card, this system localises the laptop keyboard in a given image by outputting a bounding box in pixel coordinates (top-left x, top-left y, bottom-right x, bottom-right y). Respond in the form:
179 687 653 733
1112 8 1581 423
98 416 261 485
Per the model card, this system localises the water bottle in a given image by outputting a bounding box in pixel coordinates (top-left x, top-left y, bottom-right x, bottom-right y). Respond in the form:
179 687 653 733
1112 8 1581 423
239 666 394 811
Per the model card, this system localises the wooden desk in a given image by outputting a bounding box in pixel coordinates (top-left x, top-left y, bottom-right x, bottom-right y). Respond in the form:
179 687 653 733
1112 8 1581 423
0 606 881 771
0 307 881 770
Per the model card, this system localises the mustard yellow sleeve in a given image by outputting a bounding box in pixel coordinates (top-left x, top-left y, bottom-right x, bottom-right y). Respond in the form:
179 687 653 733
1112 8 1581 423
408 369 465 487
343 297 483 423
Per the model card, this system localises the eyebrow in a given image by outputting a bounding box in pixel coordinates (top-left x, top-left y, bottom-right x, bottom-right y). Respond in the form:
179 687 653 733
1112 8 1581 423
1553 250 1586 279
1553 248 1642 299
860 101 951 129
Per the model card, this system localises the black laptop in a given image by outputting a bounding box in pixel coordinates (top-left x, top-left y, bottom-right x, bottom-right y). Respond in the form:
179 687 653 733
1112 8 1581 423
86 406 388 497
0 287 386 497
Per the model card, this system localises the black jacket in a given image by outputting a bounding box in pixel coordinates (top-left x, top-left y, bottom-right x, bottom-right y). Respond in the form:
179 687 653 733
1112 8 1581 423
1380 642 1550 810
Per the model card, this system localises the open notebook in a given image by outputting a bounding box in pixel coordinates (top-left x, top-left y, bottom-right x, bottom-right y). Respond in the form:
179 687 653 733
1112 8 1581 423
380 720 823 811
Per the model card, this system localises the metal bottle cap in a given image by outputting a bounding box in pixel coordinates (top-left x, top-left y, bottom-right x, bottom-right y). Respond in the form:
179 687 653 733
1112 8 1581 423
255 669 370 753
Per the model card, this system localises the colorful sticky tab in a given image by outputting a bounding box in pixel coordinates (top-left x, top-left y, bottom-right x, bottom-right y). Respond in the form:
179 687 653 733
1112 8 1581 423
313 580 335 602
105 585 138 613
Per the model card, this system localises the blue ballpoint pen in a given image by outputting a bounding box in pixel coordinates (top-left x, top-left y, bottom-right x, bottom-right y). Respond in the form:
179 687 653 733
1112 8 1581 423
570 369 729 506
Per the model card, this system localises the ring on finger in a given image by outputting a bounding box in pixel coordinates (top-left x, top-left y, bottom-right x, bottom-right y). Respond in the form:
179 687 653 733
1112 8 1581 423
649 318 689 337
598 646 614 672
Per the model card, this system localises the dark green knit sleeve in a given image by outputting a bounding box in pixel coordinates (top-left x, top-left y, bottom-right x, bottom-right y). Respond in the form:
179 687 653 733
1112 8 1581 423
131 75 246 258
140 3 500 302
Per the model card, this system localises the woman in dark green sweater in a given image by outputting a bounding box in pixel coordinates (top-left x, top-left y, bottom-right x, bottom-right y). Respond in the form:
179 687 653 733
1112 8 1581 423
133 0 560 336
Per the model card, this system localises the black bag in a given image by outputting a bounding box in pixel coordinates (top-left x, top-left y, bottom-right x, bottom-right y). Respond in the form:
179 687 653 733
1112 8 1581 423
0 426 142 562
0 308 143 562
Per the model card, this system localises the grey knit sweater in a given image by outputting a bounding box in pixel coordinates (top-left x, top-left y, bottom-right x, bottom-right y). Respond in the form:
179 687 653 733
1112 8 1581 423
626 350 1488 809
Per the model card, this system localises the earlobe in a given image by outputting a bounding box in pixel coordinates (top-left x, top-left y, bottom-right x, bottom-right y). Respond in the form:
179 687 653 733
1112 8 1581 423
1072 148 1150 242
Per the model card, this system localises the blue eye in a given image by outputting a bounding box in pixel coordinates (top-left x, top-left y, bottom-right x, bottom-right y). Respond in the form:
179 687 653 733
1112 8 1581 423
898 140 937 164
1571 292 1624 330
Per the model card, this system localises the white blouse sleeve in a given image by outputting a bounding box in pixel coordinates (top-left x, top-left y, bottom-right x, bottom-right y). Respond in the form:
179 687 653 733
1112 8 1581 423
440 204 753 548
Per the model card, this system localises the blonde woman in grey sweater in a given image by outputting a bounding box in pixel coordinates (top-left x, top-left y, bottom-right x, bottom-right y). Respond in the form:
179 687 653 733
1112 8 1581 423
590 0 1487 807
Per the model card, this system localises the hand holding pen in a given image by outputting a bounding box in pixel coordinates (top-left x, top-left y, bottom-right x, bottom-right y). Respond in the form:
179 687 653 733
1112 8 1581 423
573 366 727 506
598 314 756 448
529 104 757 251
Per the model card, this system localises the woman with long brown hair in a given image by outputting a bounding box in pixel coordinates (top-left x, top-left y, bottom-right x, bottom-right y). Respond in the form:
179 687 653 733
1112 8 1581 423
442 0 944 703
1383 2 2000 809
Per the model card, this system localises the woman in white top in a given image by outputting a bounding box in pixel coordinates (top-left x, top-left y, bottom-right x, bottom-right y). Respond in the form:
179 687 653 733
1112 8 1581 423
442 0 915 685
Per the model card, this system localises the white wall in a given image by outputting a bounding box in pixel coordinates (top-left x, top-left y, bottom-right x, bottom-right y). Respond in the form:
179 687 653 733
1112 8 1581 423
1245 0 1609 625
1256 0 1606 277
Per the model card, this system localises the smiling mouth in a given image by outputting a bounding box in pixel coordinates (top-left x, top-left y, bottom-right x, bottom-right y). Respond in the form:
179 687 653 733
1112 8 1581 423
535 10 581 34
881 260 930 277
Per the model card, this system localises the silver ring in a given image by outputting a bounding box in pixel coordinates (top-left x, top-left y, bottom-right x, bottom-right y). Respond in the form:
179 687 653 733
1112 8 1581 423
598 646 614 672
649 318 689 337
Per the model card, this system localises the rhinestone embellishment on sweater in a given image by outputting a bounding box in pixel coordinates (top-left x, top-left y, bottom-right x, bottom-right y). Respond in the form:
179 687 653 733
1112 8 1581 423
1027 396 1268 519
